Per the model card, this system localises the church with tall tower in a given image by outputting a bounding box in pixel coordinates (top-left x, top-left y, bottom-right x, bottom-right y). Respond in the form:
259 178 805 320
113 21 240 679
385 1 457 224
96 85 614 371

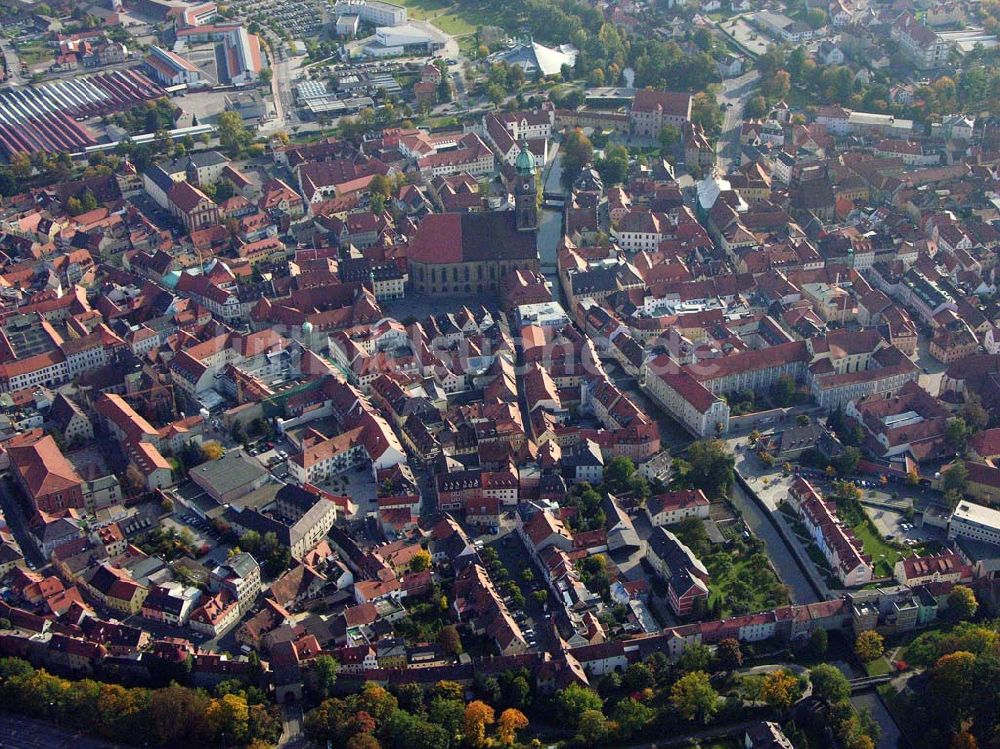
405 141 541 297
514 139 538 232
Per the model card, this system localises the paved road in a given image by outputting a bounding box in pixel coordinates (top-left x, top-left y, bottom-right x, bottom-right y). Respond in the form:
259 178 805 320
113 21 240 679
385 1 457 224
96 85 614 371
914 334 947 396
0 476 44 567
0 40 24 87
260 35 294 132
279 704 307 748
0 714 124 749
715 70 761 173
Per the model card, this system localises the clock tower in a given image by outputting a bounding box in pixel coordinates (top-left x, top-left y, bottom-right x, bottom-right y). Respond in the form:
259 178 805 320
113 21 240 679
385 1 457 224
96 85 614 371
513 139 538 232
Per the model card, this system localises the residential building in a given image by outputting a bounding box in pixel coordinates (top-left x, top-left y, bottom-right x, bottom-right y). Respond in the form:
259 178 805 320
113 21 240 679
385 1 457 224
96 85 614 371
646 489 711 527
645 527 710 617
630 89 692 138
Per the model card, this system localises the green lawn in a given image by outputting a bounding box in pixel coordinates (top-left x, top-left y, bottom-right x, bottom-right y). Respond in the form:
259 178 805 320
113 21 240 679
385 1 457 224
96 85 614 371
850 518 938 576
16 40 51 67
394 0 507 36
852 519 904 570
865 656 892 676
422 115 460 129
394 0 453 20
431 11 477 36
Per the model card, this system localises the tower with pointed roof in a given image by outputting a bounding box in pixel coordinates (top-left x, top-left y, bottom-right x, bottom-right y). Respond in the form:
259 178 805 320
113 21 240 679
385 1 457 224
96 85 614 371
514 140 538 232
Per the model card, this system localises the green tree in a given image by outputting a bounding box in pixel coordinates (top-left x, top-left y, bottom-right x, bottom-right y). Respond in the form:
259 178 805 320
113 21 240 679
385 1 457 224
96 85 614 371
605 455 636 489
670 671 718 723
834 446 862 476
369 173 392 199
214 180 237 203
314 655 339 699
427 697 464 736
381 709 448 749
948 585 979 622
808 627 829 658
691 91 723 135
744 95 769 119
611 698 654 739
959 393 988 432
499 671 531 710
810 664 851 703
945 488 964 509
621 663 654 692
486 84 505 108
806 7 827 28
944 461 969 495
595 144 629 185
946 417 969 452
677 644 712 672
217 110 250 155
575 709 609 747
685 439 735 499
657 124 681 156
555 683 603 728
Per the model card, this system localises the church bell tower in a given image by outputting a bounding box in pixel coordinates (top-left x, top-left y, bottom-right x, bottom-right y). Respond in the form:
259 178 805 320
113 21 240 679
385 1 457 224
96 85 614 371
514 139 538 232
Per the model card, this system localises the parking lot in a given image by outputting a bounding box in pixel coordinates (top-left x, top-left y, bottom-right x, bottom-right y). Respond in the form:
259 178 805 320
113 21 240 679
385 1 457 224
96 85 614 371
864 503 945 548
172 89 242 126
230 0 325 38
247 437 296 481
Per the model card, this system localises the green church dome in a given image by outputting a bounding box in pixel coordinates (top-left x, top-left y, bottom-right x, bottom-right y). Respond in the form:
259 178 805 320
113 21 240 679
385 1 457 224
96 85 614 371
516 142 536 174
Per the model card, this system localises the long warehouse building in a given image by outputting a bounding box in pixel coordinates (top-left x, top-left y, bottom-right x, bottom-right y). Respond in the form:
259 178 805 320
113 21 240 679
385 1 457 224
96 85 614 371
0 70 165 159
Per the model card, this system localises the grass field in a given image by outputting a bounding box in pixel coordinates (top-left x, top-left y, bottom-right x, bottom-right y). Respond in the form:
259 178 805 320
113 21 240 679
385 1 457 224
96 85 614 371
394 0 508 36
865 656 892 676
394 0 453 21
16 39 51 67
850 518 939 577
